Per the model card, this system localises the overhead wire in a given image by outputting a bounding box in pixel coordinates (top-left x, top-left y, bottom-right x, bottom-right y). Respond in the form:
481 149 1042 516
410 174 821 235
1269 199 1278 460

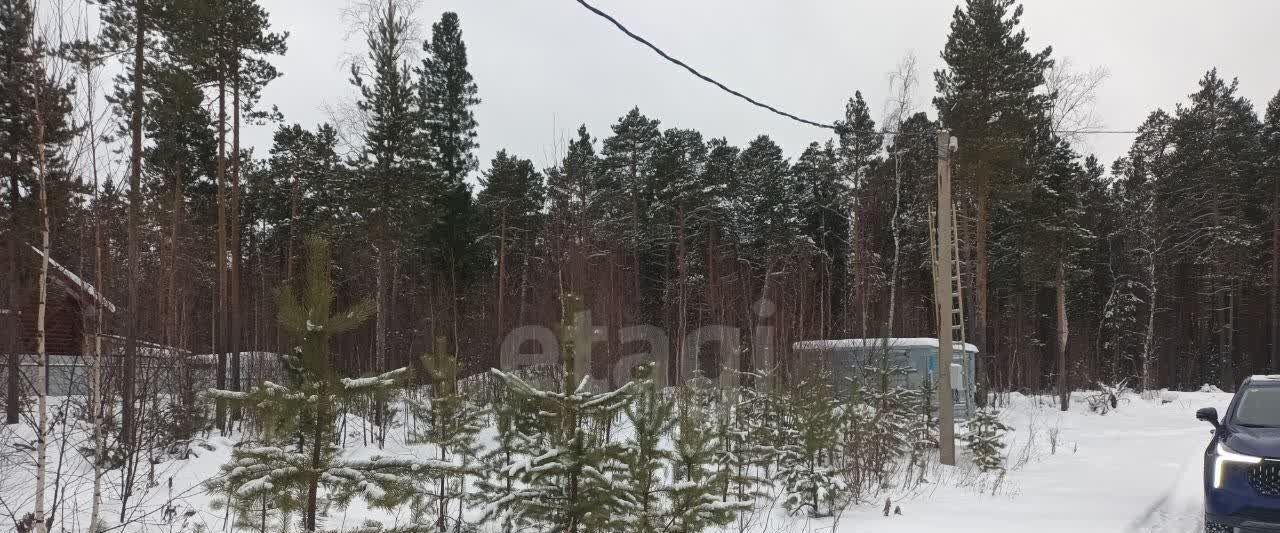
574 0 837 131
574 0 1141 138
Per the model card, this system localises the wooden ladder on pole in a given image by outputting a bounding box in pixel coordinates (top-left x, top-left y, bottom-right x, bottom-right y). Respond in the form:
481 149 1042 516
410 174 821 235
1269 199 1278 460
930 205 971 417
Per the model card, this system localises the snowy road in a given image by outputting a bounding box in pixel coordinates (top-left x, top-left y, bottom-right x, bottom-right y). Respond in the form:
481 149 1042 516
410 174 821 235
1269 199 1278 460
821 391 1233 533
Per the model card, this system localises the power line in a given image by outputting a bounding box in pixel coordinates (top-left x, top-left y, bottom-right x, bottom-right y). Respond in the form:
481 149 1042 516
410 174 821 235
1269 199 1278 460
574 0 837 131
574 0 1142 138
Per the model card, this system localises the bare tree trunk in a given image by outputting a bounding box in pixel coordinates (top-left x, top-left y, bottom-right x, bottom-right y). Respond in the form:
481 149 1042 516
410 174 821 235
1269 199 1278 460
165 167 182 349
27 65 52 531
375 247 386 373
122 0 144 448
304 405 323 531
85 52 107 532
5 168 18 425
885 54 915 339
284 165 301 355
231 69 243 413
1220 285 1235 389
517 253 531 331
1142 248 1158 391
449 256 461 361
288 169 300 282
1056 263 1069 411
1272 172 1279 373
854 199 868 340
676 206 688 384
974 169 990 401
496 212 507 342
33 150 49 533
886 164 901 338
214 71 228 430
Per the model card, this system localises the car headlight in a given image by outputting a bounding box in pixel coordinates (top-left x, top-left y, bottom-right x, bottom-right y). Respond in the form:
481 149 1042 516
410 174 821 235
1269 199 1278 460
1215 441 1262 489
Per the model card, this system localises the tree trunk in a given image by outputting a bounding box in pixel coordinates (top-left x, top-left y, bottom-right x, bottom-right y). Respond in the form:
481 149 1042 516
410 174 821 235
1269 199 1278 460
1142 245 1158 392
166 166 182 349
437 408 447 533
5 170 18 425
974 170 990 403
284 163 301 355
122 0 144 447
370 244 388 444
676 206 688 385
1056 263 1069 412
305 405 323 531
854 199 868 340
375 247 387 372
288 168 300 282
496 212 507 342
449 257 461 362
887 148 903 337
1272 170 1279 373
231 67 243 412
214 72 228 430
1218 284 1235 389
32 76 51 533
87 63 107 532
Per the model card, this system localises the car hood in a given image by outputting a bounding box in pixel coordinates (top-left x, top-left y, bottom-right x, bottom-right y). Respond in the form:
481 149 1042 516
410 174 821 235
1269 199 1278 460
1225 425 1280 459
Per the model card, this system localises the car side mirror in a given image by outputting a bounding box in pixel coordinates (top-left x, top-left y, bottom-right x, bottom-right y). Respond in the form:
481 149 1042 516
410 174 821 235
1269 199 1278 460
1196 407 1220 429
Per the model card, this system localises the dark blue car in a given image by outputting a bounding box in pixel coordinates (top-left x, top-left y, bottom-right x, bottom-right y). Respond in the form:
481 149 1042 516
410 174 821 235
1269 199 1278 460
1197 376 1280 532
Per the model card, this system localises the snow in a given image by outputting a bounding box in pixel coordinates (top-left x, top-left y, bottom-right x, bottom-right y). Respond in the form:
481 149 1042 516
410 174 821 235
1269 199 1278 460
30 245 117 313
807 389 1231 533
341 367 410 390
1248 374 1280 382
235 477 274 497
793 337 981 353
0 389 1237 532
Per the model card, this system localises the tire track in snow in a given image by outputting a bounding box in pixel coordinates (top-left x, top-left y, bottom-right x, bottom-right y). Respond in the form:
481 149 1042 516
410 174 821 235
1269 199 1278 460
1127 447 1204 533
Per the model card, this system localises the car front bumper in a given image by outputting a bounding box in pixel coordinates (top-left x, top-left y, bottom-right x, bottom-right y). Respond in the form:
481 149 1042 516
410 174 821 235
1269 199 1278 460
1207 511 1280 532
1206 456 1280 531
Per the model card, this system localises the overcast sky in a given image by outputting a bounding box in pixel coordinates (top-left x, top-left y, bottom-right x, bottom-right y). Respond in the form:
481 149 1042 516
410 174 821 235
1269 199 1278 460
254 0 1280 177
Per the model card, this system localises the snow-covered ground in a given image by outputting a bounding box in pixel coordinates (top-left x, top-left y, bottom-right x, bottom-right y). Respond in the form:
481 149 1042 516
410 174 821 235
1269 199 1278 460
823 390 1229 533
0 389 1231 532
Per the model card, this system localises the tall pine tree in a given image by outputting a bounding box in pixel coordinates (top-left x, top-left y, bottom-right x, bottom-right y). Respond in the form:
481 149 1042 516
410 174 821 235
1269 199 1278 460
418 11 482 343
350 0 418 378
935 0 1053 394
836 92 883 339
1265 91 1280 374
794 141 848 339
1164 70 1264 387
478 150 546 343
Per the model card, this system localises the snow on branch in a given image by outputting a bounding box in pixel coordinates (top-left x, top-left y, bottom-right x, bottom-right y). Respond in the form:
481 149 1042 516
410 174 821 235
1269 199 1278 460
205 388 250 401
335 454 469 474
341 366 410 391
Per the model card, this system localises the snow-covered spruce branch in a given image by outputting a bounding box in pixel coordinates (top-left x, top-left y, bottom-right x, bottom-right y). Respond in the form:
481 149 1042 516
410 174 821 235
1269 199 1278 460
341 367 411 392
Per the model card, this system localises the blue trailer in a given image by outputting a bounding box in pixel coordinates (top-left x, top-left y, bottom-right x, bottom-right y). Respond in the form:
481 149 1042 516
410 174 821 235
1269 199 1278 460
791 337 979 419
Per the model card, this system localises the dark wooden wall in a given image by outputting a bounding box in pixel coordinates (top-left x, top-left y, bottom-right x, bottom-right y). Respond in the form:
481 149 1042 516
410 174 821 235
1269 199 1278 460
17 292 84 356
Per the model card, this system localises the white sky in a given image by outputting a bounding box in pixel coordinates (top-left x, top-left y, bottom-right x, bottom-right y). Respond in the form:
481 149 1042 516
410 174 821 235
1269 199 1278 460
254 0 1280 177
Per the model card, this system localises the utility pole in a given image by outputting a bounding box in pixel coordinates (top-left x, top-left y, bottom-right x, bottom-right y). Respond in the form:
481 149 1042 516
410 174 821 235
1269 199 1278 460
936 129 956 466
